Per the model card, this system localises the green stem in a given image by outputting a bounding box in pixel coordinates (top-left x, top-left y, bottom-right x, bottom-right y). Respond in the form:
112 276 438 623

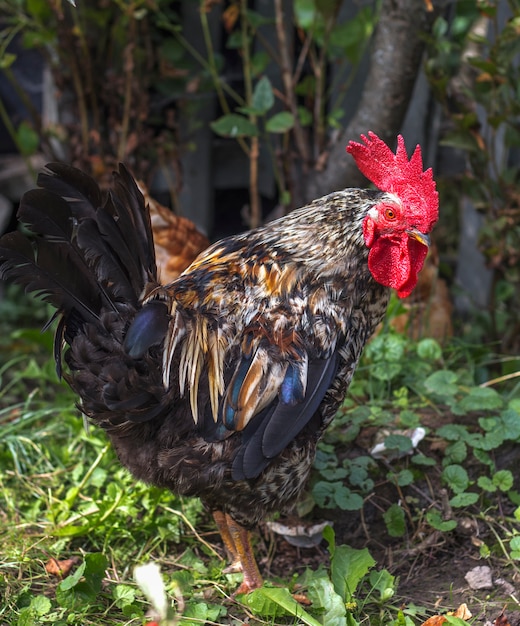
199 4 231 115
0 96 36 177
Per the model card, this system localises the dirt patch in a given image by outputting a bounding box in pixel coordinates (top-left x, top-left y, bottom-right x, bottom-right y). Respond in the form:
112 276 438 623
260 525 520 624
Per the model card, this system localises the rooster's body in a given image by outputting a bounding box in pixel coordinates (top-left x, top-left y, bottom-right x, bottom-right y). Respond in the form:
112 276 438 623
0 133 438 593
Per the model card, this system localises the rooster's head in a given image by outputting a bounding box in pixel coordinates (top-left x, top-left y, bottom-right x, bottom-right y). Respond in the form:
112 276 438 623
347 132 439 298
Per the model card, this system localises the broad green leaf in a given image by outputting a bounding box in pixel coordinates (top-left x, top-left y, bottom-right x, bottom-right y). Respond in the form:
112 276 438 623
252 76 274 114
493 470 513 492
478 475 496 492
426 509 457 532
251 50 271 76
383 503 406 537
449 492 479 507
348 463 374 491
306 574 347 626
181 601 226 625
15 607 35 626
458 386 503 412
294 0 318 29
312 481 363 510
500 408 520 440
445 440 468 464
178 548 208 574
319 467 349 480
509 536 520 557
328 7 374 63
416 338 442 361
243 586 322 625
211 114 258 138
384 434 413 455
394 469 414 487
369 569 396 601
436 424 469 441
58 560 86 591
366 334 406 362
16 121 39 156
411 453 436 466
442 464 469 494
323 524 336 556
399 410 421 427
509 400 520 414
335 485 364 511
472 429 506 451
113 584 136 608
265 111 295 133
331 545 375 602
29 595 52 616
84 552 108 591
371 362 402 381
424 370 459 398
473 447 493 466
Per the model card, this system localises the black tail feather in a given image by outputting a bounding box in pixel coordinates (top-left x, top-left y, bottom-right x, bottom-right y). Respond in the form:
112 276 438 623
76 217 138 305
110 165 156 281
0 231 102 324
0 163 158 353
18 188 74 240
37 162 102 219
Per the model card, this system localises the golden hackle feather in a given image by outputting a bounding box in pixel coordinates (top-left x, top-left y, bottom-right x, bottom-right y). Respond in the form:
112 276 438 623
188 318 209 423
232 351 287 431
207 326 226 422
162 304 184 389
173 314 224 425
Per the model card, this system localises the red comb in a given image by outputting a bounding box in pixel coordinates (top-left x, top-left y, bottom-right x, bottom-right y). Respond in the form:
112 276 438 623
346 132 438 231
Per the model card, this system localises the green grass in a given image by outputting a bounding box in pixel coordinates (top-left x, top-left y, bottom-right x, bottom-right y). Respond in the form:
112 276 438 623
1 300 520 625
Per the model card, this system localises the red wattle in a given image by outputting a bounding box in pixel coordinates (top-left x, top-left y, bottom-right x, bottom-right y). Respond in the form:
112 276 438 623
367 235 428 298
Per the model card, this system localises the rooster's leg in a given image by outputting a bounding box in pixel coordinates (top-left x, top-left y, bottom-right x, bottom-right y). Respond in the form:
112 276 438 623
213 511 242 573
225 513 263 594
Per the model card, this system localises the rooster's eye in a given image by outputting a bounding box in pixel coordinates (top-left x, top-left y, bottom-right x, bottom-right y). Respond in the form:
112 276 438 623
384 208 396 220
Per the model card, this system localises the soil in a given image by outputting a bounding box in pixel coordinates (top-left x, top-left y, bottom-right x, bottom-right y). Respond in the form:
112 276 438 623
259 509 520 626
250 418 520 626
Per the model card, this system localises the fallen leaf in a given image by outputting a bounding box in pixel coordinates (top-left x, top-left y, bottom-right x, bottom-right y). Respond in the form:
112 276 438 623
421 616 447 626
292 593 312 606
420 603 472 626
45 556 80 577
450 604 472 620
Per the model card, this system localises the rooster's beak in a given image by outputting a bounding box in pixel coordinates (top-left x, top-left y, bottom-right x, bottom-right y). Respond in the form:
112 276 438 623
406 228 430 248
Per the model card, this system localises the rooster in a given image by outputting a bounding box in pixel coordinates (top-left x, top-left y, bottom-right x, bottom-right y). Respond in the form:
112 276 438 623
0 132 438 594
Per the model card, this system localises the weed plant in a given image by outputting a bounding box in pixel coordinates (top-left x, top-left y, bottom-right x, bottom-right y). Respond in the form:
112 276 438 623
1 292 519 625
